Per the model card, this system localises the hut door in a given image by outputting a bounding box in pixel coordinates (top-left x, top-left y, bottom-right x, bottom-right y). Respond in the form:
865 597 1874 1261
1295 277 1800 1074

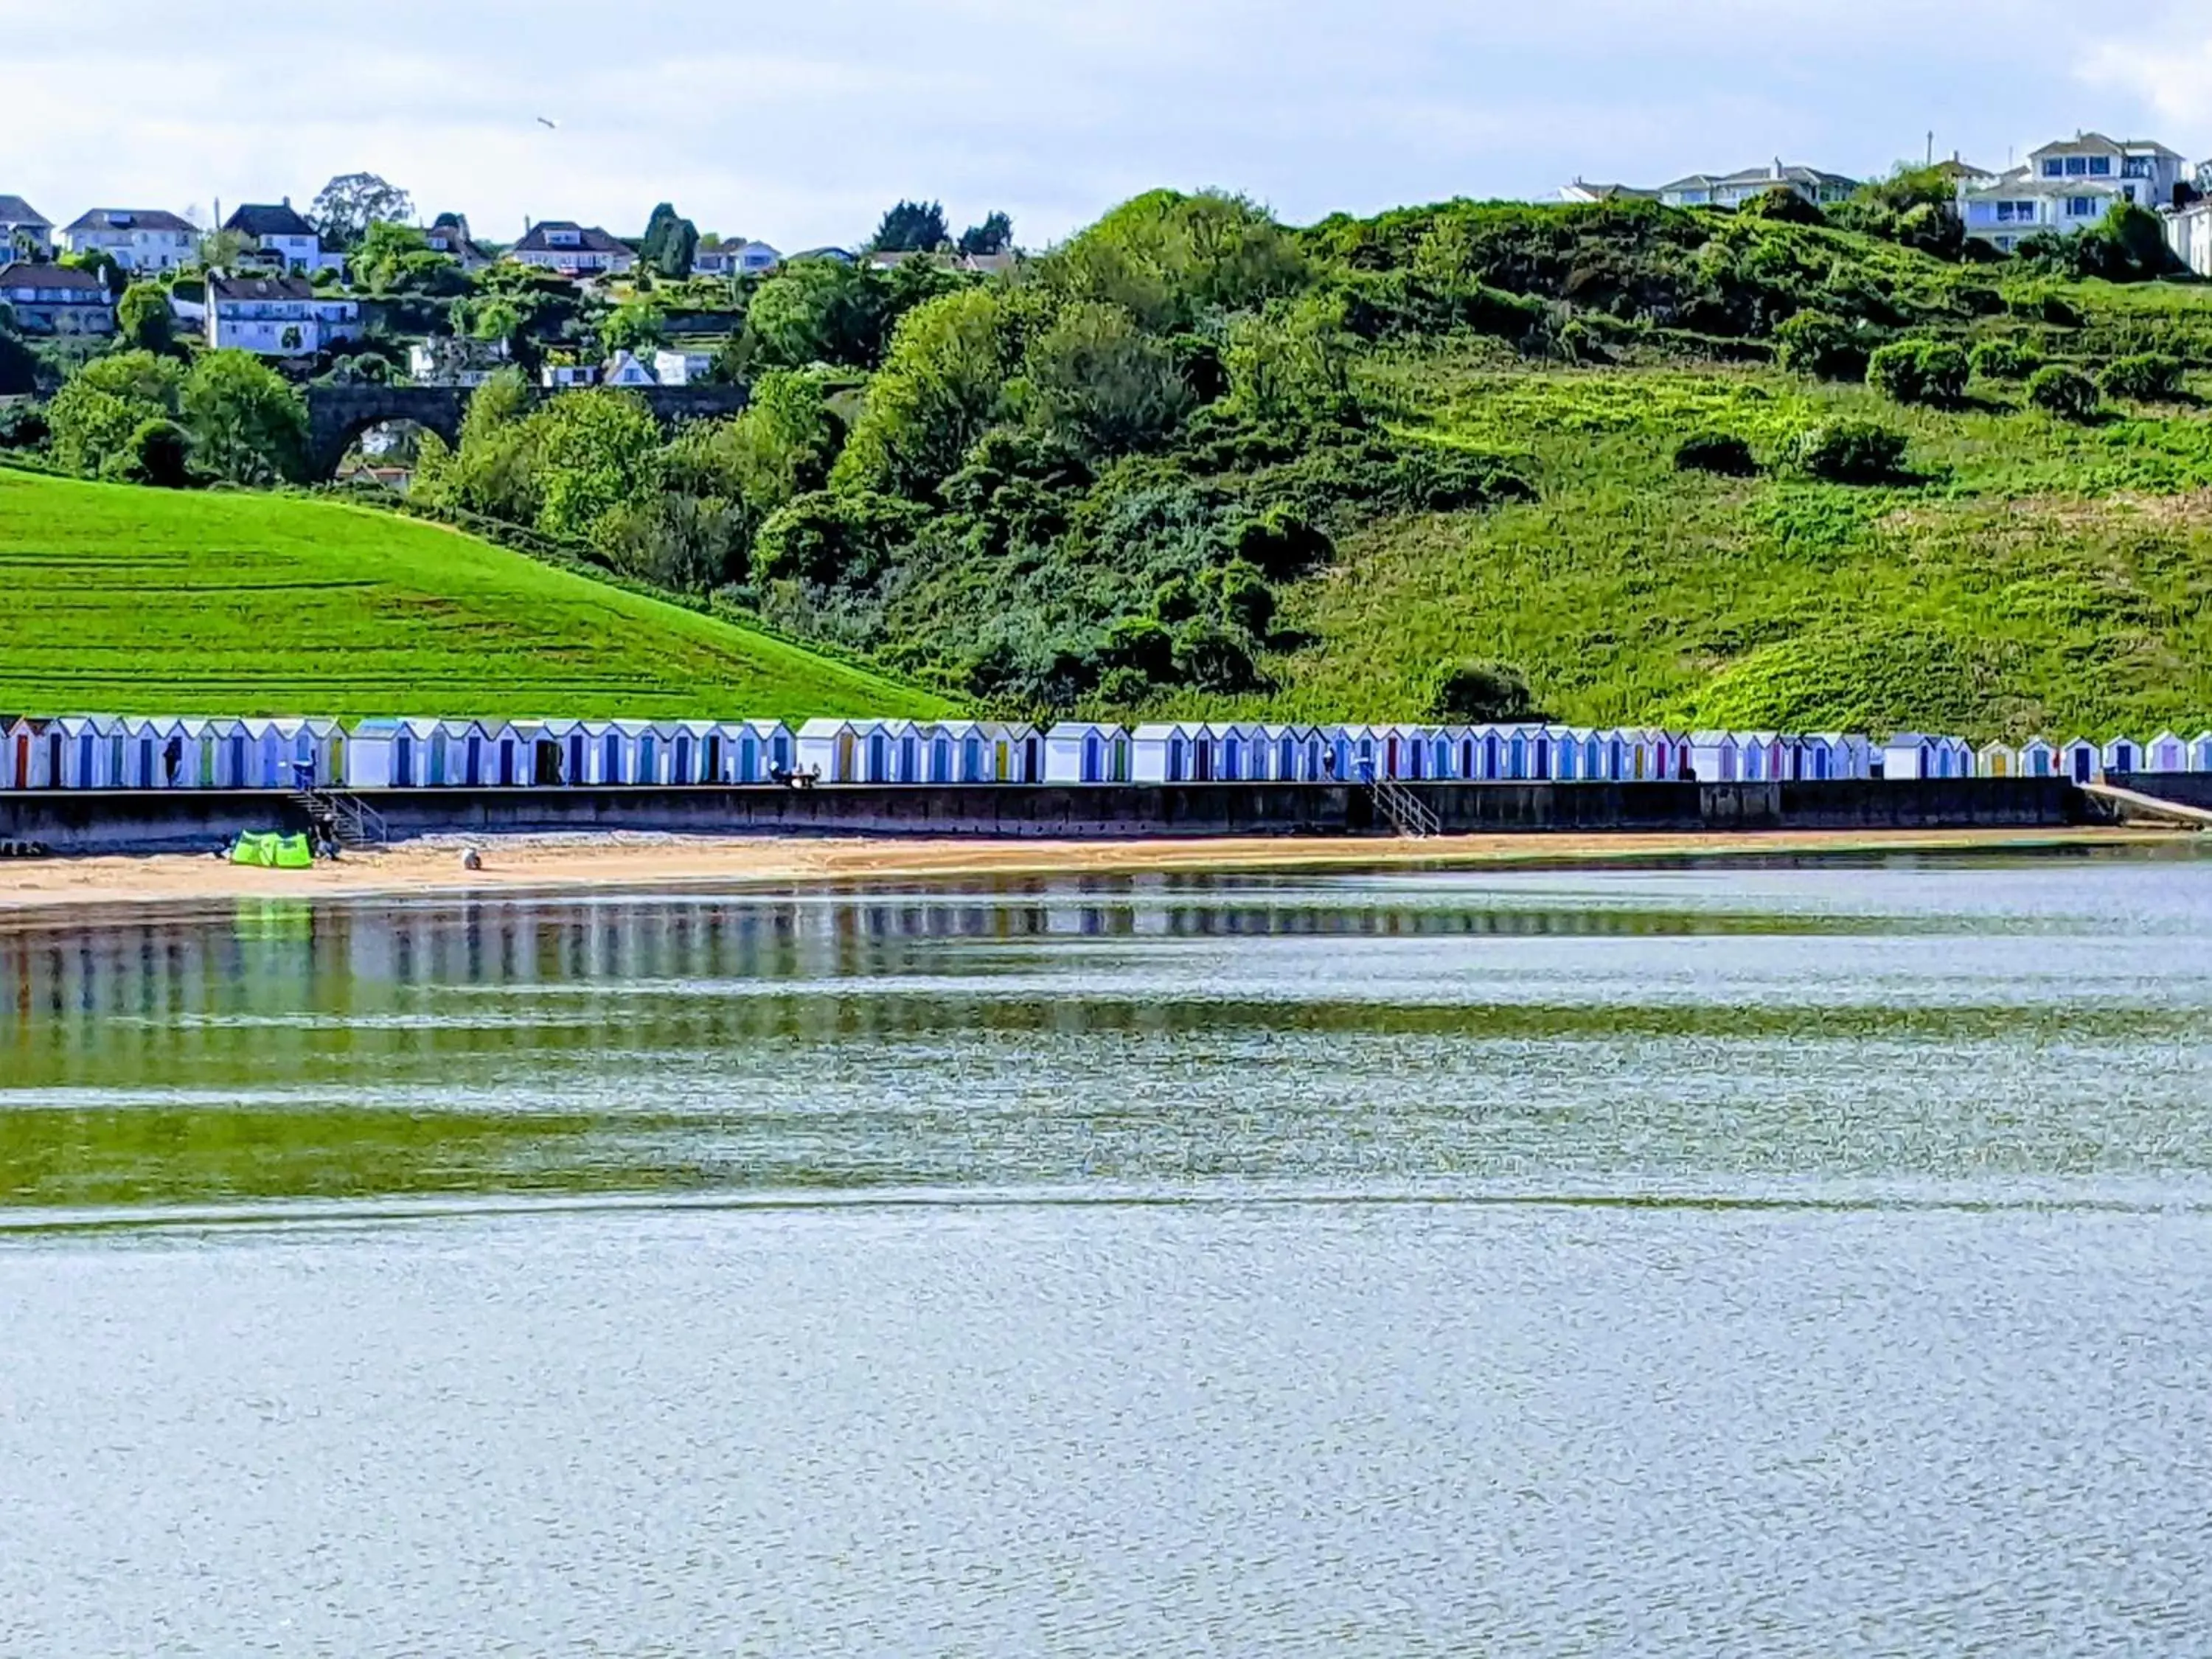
9 734 26 789
1533 737 1550 779
395 736 414 787
465 737 484 787
866 732 886 781
706 736 723 782
535 740 561 785
602 734 622 783
674 736 692 784
1082 734 1101 783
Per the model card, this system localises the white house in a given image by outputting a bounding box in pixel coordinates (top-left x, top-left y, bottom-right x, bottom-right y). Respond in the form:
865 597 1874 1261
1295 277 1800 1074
1655 161 1858 210
222 201 344 276
206 274 360 355
408 338 509 387
1961 133 2188 252
2168 201 2212 279
60 209 198 274
344 717 470 788
650 349 715 386
0 194 53 260
601 349 657 386
507 221 636 279
694 240 782 278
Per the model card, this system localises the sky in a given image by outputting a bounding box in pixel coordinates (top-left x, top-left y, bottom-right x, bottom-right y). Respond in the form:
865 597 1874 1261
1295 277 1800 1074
6 0 2211 250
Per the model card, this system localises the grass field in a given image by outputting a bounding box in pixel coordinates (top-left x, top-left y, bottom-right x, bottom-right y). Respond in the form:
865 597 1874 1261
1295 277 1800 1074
0 470 950 720
1231 345 2212 739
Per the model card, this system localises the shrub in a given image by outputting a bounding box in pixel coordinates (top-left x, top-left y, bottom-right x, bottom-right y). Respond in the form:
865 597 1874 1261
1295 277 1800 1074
1773 310 1869 380
1791 420 1908 484
116 418 192 488
1736 187 1825 226
1431 661 1542 723
1673 432 1758 476
2026 365 2100 422
1969 338 2039 380
2098 352 2185 402
1865 338 1969 407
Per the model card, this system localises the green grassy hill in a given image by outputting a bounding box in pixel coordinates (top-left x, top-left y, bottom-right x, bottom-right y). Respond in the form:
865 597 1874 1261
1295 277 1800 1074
0 470 949 719
1247 341 2212 738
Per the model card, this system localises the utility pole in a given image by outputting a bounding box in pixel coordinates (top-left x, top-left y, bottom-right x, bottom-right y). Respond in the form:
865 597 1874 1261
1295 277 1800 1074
1927 130 1935 167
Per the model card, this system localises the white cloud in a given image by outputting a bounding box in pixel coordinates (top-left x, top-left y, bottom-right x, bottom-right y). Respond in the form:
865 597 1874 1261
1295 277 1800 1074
1 0 2202 249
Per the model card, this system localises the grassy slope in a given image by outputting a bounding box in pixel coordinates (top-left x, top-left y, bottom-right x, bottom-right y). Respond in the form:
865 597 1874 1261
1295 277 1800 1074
1251 333 2212 740
0 470 949 720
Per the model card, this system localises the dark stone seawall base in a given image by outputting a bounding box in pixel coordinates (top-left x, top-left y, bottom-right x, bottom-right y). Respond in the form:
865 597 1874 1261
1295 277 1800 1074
2110 773 2212 810
0 778 2098 854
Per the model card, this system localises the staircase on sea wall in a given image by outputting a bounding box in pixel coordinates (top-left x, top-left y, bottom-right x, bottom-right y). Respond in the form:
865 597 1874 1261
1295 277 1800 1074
293 787 389 849
1368 773 1441 839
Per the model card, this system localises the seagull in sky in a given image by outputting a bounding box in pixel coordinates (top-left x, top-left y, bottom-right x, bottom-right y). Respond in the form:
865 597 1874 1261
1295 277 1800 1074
536 116 557 130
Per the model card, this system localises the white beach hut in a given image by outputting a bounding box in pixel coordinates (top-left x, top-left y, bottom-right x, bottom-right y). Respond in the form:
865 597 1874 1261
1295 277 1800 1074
2192 732 2212 773
796 718 861 783
2101 734 2143 777
1935 735 1975 779
2059 737 2101 784
1878 733 1937 781
1132 722 1200 785
49 715 117 789
1976 740 2019 779
2016 737 2058 779
722 719 793 783
1688 731 1742 783
510 718 588 787
0 717 44 790
116 715 192 789
1043 723 1131 785
2146 731 2187 774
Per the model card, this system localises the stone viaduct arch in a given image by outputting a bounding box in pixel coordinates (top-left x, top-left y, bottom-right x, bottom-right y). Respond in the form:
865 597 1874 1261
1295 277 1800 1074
304 384 749 480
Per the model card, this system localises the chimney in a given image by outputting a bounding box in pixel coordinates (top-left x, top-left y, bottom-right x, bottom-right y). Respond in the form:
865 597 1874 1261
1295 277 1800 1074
1770 157 1783 179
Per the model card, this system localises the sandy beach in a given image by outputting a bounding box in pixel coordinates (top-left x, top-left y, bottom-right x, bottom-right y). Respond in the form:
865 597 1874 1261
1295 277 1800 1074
0 825 2192 922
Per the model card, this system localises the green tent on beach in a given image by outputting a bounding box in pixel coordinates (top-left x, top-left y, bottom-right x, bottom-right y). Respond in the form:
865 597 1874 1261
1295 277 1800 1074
230 832 315 869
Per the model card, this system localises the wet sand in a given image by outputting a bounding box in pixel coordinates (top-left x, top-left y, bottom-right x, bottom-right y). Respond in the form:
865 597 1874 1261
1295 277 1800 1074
0 826 2191 923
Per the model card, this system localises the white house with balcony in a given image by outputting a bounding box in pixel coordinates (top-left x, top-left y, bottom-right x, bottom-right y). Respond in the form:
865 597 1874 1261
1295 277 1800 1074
1961 133 2188 251
1655 161 1858 209
60 209 198 273
206 274 360 355
507 221 636 279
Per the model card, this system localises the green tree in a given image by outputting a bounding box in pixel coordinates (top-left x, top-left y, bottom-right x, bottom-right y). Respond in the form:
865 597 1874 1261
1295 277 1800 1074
745 257 890 369
412 367 543 523
602 299 667 355
181 349 309 483
309 173 414 249
1041 189 1307 333
958 212 1014 257
527 389 663 541
639 203 698 279
1023 300 1190 455
832 287 1021 496
45 350 187 474
1222 293 1354 423
872 200 950 253
116 282 177 355
1430 661 1542 722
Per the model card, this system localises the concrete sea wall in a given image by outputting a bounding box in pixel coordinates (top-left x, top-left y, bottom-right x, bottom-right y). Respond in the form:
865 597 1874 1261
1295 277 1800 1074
0 777 2098 854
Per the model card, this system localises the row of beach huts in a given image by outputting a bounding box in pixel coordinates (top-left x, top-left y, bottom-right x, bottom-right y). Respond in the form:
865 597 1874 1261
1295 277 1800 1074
4 714 2211 793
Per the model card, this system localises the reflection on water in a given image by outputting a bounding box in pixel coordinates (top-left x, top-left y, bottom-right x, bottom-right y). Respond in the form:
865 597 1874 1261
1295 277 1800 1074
4 858 2212 1655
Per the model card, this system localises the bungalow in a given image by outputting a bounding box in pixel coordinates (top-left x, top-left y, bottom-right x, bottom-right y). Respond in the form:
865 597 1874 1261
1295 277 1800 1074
222 201 344 276
1043 722 1131 785
693 240 782 278
2017 737 2059 779
1976 740 2019 778
2145 731 2188 773
1656 161 1858 210
2101 734 2144 776
0 195 53 260
2059 737 2101 784
60 209 198 274
507 221 636 279
0 263 114 335
206 274 360 355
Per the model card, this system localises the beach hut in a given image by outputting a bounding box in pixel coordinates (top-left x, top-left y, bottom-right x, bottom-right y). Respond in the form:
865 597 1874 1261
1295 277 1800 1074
1260 723 1328 782
2146 731 2188 774
49 715 116 789
1878 733 1938 782
1976 740 2018 779
2017 737 2057 779
1132 722 1201 785
720 719 793 783
1043 723 1131 785
2193 732 2212 773
116 715 192 789
512 718 588 787
345 717 439 788
1688 731 1742 784
1 717 35 790
796 719 861 782
1935 735 1975 779
1211 721 1268 782
2101 735 2143 778
2059 737 2101 785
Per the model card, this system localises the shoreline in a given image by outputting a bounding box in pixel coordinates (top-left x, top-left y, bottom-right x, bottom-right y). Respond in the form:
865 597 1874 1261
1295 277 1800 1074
0 825 2193 925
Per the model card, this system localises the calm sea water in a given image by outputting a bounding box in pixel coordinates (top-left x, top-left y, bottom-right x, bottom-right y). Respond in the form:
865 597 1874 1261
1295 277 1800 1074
4 854 2212 1655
